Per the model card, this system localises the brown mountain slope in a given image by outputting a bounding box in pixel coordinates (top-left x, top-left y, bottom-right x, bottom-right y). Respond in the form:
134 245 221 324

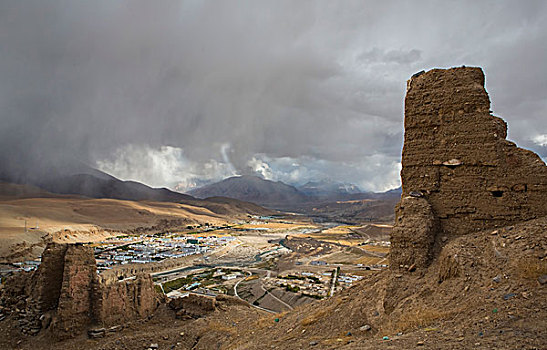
188 175 310 209
37 173 196 202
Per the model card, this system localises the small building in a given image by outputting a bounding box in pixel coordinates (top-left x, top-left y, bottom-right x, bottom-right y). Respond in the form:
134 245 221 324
222 274 239 280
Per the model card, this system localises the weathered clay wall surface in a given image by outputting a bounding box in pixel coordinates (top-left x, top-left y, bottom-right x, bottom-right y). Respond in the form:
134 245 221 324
168 294 216 319
32 243 68 311
390 197 439 268
51 244 98 337
93 274 158 326
392 67 547 268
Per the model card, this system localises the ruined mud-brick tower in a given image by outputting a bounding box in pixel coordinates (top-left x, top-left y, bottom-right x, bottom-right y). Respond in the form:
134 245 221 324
29 243 158 339
391 67 547 269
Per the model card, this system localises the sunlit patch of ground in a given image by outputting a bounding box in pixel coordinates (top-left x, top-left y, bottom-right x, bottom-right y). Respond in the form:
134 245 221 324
354 255 387 265
360 245 390 253
0 196 235 260
236 222 317 230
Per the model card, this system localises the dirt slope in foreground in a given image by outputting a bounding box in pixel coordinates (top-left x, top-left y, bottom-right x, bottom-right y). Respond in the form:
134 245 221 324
230 216 546 350
2 216 544 350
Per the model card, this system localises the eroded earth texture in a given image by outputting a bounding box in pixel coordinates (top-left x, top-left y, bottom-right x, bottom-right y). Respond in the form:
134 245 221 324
391 67 547 268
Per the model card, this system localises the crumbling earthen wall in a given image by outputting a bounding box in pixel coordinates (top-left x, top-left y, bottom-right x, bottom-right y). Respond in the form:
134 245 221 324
51 244 98 337
93 274 158 326
168 294 216 319
32 243 68 311
390 196 439 268
6 243 160 338
391 67 547 268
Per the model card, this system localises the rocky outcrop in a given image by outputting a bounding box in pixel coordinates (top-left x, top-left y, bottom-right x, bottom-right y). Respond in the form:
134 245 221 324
392 67 547 268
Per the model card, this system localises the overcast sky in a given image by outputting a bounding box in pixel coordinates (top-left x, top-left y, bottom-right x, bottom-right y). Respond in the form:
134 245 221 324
1 0 546 192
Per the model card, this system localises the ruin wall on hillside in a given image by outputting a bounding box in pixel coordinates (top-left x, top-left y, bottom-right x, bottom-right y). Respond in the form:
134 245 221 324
9 243 159 339
51 244 98 336
93 273 158 326
391 67 547 269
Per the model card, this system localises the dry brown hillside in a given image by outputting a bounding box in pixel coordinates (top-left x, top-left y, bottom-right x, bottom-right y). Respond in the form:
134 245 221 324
0 182 271 262
226 217 546 349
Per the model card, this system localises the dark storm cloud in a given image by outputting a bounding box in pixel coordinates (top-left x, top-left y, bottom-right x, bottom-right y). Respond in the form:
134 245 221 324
1 0 546 191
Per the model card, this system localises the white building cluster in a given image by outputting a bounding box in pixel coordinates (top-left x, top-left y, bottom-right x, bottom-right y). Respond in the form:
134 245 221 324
94 234 235 270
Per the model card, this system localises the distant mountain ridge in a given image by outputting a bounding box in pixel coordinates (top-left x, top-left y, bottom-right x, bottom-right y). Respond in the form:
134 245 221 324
187 175 309 208
187 175 401 221
1 162 194 203
0 163 273 217
37 173 194 203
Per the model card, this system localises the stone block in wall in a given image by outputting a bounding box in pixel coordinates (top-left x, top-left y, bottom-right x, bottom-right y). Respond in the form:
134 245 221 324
390 196 438 269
